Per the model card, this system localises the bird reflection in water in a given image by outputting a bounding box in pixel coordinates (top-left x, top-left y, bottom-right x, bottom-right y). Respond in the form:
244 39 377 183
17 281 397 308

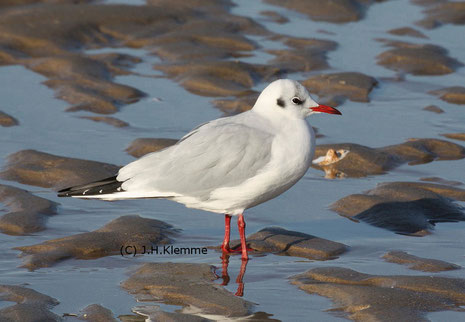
217 253 248 297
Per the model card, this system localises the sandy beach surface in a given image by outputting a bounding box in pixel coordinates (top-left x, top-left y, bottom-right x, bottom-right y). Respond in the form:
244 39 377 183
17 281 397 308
0 0 465 320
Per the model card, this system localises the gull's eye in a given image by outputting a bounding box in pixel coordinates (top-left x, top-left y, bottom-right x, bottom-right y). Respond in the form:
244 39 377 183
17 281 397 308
292 97 303 105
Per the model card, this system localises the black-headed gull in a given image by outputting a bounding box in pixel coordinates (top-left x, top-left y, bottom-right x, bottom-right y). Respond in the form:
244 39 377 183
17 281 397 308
58 79 341 260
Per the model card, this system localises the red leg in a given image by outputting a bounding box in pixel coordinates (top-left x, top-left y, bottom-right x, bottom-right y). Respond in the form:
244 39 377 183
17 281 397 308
237 214 249 261
221 214 232 253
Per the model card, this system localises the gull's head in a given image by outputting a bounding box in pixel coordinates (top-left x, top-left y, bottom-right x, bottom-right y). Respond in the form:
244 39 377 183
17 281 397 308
253 79 341 120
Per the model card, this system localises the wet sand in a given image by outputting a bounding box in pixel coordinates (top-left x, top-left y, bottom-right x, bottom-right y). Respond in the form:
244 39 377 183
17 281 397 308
0 0 465 321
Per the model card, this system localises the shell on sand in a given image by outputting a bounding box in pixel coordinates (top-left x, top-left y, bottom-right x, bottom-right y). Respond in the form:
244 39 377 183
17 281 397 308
313 149 349 166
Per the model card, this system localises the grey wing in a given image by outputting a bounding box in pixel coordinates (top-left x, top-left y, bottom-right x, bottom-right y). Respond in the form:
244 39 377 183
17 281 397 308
117 122 273 199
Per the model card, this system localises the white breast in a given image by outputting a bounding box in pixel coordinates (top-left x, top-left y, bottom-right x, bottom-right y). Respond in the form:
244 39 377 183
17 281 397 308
186 118 315 215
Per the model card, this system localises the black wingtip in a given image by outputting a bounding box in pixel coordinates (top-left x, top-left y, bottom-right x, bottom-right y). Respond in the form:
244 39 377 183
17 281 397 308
57 188 72 197
57 175 122 197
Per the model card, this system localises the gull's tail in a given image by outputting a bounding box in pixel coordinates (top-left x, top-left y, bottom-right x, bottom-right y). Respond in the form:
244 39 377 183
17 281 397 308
57 176 122 197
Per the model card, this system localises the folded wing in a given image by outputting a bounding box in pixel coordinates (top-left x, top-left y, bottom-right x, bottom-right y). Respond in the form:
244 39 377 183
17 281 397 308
118 121 273 200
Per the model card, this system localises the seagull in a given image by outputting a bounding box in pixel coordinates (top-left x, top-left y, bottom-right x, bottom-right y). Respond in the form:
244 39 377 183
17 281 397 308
58 79 341 261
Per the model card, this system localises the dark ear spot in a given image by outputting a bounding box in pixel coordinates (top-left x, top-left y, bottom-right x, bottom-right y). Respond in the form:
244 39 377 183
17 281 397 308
277 97 285 108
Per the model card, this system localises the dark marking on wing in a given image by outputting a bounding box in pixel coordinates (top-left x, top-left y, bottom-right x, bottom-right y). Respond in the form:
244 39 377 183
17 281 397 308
57 175 123 197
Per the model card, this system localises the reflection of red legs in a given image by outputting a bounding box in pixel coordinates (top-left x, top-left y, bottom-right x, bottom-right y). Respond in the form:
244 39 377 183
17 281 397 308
220 253 230 286
235 258 248 297
219 253 248 297
237 214 248 261
221 214 232 253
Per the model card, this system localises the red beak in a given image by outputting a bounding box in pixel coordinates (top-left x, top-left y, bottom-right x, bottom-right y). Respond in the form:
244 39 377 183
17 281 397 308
311 104 342 115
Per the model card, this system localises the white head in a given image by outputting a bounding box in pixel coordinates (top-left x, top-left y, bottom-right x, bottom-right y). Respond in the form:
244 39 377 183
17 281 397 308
252 79 341 120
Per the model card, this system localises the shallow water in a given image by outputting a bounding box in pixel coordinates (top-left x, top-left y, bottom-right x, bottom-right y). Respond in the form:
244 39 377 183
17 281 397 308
1 0 465 321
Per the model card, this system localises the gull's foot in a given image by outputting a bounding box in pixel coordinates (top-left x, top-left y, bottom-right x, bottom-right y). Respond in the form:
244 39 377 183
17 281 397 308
221 245 232 253
230 244 254 253
221 244 253 254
